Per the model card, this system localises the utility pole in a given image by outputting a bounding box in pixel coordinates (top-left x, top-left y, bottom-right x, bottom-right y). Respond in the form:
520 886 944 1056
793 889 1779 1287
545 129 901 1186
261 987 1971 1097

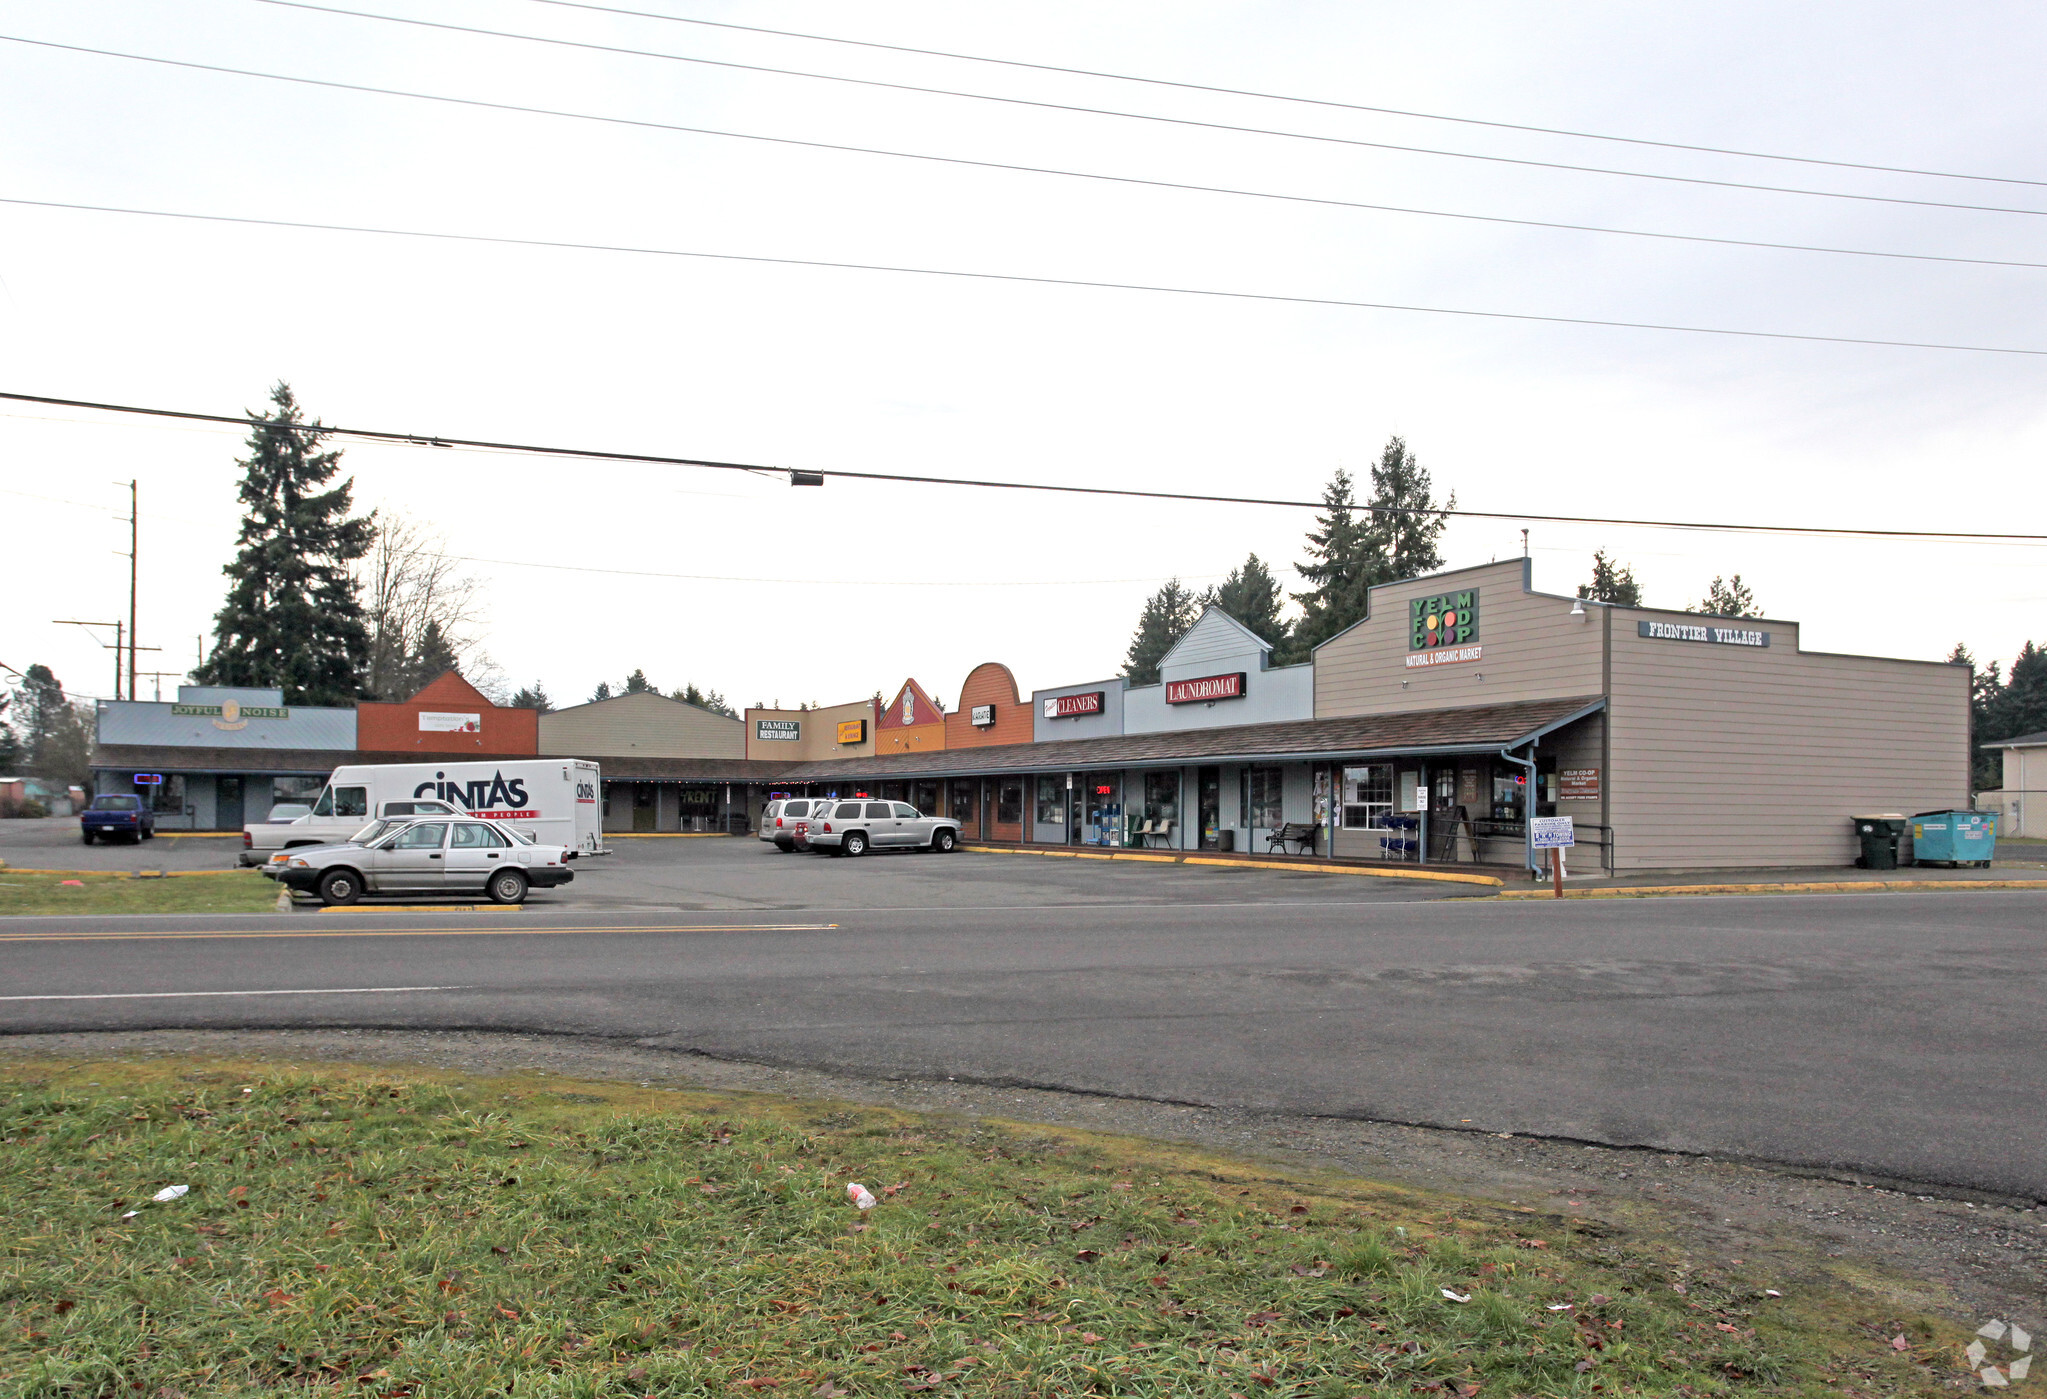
120 479 138 703
54 619 122 698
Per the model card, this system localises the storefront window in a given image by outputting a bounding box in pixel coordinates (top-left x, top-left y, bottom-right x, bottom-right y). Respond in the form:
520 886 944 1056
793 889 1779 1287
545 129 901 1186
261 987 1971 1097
1491 768 1527 824
1241 766 1284 830
143 775 185 814
1341 764 1392 830
272 775 325 804
995 777 1023 825
1142 771 1180 824
911 780 941 815
949 779 976 823
1035 774 1064 826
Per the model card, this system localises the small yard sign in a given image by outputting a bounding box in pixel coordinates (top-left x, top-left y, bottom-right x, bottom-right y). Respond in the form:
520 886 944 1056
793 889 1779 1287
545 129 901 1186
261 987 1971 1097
1529 815 1575 849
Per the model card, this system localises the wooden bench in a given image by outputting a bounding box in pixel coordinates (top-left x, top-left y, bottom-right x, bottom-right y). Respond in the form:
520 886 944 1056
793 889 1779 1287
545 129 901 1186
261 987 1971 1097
1267 822 1318 855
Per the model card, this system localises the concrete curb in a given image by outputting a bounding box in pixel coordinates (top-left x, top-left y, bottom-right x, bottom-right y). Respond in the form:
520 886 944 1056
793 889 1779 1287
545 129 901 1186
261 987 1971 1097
960 843 1504 888
1497 878 2047 900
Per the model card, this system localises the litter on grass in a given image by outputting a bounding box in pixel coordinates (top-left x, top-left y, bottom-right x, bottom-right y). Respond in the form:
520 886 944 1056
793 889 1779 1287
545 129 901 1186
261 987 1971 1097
1441 1289 1471 1303
152 1185 190 1202
845 1182 877 1211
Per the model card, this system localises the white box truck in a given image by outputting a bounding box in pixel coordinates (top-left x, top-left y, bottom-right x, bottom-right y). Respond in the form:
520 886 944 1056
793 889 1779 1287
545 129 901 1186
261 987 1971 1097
241 759 605 864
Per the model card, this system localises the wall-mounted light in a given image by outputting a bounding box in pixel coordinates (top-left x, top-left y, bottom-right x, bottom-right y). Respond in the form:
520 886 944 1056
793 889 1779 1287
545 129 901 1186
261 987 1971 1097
1570 598 1588 621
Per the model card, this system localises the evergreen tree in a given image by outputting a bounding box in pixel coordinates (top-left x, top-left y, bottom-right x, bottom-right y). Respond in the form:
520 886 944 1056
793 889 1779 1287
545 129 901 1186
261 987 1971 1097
507 682 554 713
1286 438 1455 660
1998 640 2047 739
1211 553 1289 650
1690 575 1760 617
1578 550 1642 606
13 665 91 787
1122 578 1204 686
406 618 461 689
0 692 20 773
1358 436 1454 585
672 683 737 718
623 669 655 695
191 383 374 704
1951 644 2002 791
590 681 614 703
1286 468 1371 660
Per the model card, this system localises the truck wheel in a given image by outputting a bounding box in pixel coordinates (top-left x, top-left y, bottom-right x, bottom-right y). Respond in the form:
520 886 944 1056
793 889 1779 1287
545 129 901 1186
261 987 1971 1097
141 827 154 840
487 869 528 905
317 869 361 906
80 830 94 846
932 829 957 853
841 831 868 858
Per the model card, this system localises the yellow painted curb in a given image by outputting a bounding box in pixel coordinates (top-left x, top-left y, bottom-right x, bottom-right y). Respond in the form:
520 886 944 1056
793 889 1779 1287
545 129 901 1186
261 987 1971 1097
154 832 238 839
1497 878 2047 900
961 844 1503 888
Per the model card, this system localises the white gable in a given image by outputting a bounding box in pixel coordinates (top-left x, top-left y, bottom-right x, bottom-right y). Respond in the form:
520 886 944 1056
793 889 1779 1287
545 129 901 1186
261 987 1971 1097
1160 606 1274 678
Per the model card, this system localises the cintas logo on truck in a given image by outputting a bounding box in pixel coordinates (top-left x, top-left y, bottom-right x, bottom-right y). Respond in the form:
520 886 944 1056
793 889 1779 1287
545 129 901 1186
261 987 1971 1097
413 770 537 820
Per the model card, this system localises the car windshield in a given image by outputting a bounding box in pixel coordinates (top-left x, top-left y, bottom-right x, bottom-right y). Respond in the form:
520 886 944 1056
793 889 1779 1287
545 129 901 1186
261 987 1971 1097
89 796 143 811
350 818 405 844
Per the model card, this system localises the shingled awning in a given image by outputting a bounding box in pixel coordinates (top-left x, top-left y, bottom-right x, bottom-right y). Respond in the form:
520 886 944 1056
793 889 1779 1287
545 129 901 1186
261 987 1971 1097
771 695 1603 781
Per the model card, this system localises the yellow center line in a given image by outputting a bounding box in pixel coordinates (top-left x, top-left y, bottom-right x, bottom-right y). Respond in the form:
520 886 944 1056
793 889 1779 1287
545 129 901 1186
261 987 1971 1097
0 922 839 944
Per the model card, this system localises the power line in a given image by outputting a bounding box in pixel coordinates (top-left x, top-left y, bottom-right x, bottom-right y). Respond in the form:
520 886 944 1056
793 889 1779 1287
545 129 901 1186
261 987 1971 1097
513 0 2047 190
6 389 2045 543
455 555 1224 589
224 2 2047 270
13 32 2047 221
7 196 2044 356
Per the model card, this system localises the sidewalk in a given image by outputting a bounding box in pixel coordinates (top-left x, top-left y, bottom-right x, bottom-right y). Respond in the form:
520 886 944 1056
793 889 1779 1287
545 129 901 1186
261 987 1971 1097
959 838 2047 898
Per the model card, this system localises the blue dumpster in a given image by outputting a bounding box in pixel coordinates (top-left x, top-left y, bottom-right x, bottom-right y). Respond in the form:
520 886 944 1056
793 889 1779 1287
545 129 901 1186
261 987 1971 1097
1909 810 1997 867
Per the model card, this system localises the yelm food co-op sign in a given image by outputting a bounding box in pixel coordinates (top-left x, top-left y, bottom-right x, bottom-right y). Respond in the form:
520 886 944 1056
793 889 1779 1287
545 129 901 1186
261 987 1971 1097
1405 589 1481 669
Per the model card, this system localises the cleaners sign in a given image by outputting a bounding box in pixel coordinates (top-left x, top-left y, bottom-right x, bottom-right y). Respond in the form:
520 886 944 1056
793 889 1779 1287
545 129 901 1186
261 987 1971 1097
1044 691 1105 718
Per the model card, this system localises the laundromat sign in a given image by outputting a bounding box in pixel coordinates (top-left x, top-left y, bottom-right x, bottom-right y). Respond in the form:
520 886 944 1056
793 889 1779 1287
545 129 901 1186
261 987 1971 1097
1406 589 1481 668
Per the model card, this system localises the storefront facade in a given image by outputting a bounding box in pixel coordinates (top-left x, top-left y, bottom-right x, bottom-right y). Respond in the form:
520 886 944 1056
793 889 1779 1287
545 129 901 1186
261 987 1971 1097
768 560 1966 873
93 686 356 829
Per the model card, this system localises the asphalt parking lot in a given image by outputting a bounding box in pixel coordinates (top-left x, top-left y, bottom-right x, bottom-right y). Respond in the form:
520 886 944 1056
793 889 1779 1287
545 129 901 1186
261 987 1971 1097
0 819 1478 909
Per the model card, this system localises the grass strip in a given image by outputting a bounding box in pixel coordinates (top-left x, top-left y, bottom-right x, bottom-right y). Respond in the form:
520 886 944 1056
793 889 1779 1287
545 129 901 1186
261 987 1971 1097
0 870 279 917
0 1058 1967 1397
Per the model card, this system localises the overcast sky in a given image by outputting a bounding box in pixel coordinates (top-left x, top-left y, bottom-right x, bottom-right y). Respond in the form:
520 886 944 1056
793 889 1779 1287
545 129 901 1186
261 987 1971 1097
4 0 2045 712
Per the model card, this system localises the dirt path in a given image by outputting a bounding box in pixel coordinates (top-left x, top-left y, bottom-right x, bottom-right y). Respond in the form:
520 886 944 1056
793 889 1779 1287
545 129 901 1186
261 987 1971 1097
4 1026 2040 1328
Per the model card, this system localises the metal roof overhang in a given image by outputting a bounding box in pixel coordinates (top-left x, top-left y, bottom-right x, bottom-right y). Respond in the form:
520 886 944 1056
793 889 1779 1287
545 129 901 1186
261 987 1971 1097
771 697 1607 782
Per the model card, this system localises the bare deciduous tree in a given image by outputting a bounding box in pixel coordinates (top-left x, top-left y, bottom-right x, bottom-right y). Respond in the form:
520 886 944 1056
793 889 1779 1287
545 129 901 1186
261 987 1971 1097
356 511 504 700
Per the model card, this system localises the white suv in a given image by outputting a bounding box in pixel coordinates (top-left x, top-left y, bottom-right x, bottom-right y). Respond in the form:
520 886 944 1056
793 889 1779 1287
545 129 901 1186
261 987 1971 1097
760 797 831 852
802 801 959 857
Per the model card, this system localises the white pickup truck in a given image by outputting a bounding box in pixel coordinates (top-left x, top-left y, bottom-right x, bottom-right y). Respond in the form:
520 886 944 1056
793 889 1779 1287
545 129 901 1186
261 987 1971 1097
240 759 604 865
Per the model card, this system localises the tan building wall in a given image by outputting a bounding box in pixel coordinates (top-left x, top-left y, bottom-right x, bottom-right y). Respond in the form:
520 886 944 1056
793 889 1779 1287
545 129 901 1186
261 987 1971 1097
1312 557 1969 873
1604 607 1967 871
540 691 743 759
744 699 878 762
1314 560 1602 718
1988 745 2047 837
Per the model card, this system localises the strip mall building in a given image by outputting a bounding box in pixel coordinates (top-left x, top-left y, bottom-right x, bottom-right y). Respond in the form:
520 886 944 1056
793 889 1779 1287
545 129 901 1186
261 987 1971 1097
91 559 1968 873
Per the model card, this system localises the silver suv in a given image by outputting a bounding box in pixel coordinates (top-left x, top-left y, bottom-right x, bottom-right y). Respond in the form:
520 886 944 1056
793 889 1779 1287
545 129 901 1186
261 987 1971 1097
802 801 959 857
760 797 833 853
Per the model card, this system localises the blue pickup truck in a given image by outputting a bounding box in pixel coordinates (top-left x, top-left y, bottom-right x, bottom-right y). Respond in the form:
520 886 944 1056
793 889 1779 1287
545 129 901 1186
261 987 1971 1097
81 794 156 844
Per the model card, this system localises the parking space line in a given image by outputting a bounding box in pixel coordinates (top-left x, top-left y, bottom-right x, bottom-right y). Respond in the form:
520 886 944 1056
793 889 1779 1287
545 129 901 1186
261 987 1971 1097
0 922 838 944
0 985 466 1001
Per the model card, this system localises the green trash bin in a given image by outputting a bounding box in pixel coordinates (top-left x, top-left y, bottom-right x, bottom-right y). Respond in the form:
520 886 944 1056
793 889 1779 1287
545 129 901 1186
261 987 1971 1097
1909 810 1998 868
1851 814 1906 870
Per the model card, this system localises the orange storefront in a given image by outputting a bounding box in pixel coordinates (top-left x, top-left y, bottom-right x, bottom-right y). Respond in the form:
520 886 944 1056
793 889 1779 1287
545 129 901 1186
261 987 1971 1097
877 678 947 755
938 662 1033 841
354 672 539 756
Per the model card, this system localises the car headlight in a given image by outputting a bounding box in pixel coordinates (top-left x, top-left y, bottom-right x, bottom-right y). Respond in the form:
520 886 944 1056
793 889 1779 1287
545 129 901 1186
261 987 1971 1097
288 858 311 868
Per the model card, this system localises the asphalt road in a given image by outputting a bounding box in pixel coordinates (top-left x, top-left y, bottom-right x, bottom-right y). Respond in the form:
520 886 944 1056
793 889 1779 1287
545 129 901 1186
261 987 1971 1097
2 836 2042 1199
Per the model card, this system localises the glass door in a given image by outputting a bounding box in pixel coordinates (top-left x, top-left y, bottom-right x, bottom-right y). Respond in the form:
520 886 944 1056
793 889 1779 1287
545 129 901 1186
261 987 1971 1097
215 776 243 832
1197 766 1221 850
